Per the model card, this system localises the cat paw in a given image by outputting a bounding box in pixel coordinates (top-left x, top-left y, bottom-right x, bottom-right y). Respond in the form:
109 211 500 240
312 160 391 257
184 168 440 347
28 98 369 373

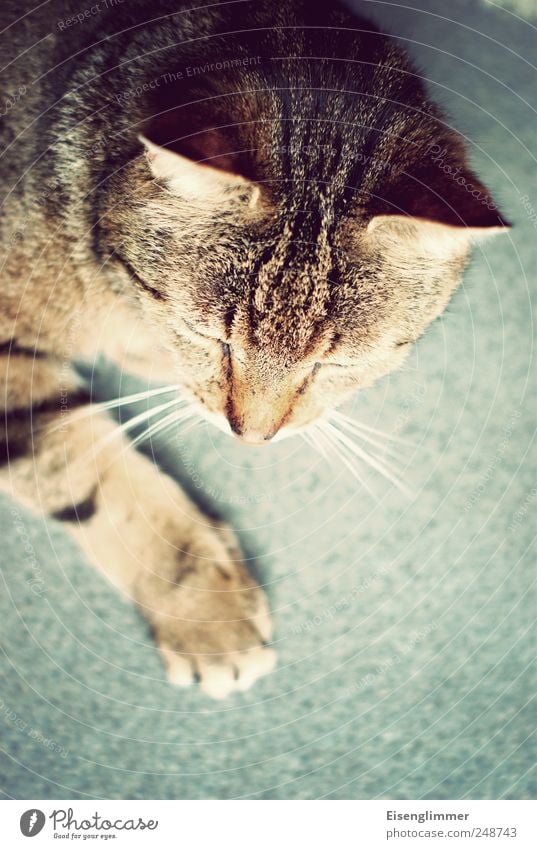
159 642 276 700
137 524 276 699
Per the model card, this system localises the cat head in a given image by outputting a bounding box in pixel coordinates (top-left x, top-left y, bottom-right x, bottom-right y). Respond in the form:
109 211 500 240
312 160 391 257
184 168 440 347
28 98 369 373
100 11 509 443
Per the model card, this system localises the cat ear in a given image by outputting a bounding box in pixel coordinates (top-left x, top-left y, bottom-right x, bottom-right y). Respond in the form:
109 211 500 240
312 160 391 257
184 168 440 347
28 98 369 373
138 135 260 206
367 154 510 248
366 213 508 258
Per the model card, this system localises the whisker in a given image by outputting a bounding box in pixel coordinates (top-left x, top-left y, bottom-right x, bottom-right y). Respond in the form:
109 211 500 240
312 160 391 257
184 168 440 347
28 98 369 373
301 429 326 458
104 396 185 442
324 421 399 480
96 405 200 475
143 411 203 456
65 401 196 477
172 417 203 440
310 429 331 460
312 423 376 498
62 396 184 467
329 414 405 461
45 383 181 433
322 421 412 497
331 410 416 447
130 406 198 450
343 437 405 482
88 383 181 412
159 416 205 450
303 428 335 466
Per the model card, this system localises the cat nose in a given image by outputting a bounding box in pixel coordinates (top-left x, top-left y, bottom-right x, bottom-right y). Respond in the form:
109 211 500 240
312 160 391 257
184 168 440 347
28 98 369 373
237 433 270 445
233 428 275 445
228 419 275 444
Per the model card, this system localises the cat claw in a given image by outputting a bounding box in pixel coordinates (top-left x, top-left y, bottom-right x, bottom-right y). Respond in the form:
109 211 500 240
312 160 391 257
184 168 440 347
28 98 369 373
159 644 277 699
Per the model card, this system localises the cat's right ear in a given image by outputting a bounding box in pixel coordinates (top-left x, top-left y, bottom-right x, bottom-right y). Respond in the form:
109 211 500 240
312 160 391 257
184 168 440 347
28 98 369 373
138 135 260 207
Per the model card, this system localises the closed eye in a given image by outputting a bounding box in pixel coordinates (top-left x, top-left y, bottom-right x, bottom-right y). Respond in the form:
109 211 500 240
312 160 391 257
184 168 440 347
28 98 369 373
181 317 223 343
315 361 354 369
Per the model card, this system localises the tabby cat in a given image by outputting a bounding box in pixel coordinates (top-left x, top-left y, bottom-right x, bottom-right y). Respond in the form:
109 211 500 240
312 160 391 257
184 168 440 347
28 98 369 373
0 0 508 697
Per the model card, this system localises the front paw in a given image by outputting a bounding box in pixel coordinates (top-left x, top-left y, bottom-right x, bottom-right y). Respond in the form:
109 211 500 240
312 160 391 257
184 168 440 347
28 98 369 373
136 526 276 699
160 642 276 700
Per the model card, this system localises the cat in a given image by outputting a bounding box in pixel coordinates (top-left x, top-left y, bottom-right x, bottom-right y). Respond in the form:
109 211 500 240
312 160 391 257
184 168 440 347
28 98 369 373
0 0 508 698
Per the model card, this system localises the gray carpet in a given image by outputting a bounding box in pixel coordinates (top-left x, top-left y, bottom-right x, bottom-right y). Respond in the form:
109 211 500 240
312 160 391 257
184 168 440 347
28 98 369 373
0 0 535 799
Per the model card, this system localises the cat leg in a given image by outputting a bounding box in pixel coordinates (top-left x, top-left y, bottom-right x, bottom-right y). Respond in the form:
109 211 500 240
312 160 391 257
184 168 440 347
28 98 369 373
1 383 275 699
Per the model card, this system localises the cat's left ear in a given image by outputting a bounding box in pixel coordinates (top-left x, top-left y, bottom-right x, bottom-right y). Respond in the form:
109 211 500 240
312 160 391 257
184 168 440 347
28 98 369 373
139 135 260 207
367 153 510 248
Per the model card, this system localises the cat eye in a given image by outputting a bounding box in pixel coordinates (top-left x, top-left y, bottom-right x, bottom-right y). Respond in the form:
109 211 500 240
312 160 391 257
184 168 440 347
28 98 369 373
181 317 223 343
314 361 351 370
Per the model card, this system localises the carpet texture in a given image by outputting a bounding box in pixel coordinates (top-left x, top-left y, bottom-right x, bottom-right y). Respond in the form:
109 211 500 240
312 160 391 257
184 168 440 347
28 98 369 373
0 0 535 800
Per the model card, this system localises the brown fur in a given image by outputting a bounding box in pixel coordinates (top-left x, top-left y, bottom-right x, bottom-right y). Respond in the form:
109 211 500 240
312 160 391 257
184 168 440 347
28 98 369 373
0 0 507 696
